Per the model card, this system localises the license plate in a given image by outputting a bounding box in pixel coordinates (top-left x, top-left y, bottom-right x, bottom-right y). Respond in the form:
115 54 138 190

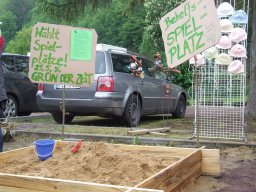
55 85 81 89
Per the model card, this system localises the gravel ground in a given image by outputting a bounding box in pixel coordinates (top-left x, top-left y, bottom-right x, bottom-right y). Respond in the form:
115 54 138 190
3 135 38 151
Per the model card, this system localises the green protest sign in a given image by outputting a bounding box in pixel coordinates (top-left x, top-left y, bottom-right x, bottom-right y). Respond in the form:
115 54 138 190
29 23 98 86
160 0 221 68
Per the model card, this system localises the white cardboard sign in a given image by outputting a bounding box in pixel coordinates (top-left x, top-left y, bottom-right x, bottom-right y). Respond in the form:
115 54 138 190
160 0 221 68
29 23 98 86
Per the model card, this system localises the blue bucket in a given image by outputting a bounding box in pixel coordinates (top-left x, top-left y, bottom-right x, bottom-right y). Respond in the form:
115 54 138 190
34 139 55 161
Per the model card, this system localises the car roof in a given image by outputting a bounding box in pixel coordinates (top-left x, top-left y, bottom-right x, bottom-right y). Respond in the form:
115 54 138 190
96 44 127 52
96 44 141 57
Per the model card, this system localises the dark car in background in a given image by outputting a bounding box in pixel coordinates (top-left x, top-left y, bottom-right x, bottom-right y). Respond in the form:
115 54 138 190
36 44 187 126
0 53 40 117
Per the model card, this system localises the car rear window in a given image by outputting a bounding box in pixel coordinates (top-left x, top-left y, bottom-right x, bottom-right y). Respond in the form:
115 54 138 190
95 51 106 74
1 55 15 71
1 55 29 75
15 56 29 75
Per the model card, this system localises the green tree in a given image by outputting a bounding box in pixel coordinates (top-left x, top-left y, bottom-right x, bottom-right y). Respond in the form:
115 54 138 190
36 0 111 20
0 11 17 43
1 0 35 30
29 3 62 25
140 0 183 56
36 0 145 21
5 26 31 55
119 13 145 52
140 0 190 89
76 0 145 52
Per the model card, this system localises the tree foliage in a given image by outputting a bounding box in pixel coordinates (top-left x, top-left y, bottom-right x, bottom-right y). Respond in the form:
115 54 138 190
0 11 17 43
140 0 191 89
29 2 63 26
5 26 31 55
36 0 111 20
140 0 184 56
5 0 145 55
76 0 145 52
0 0 34 30
35 0 146 21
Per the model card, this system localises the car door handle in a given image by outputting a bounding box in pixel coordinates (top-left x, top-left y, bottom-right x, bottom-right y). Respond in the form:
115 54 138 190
158 84 162 87
139 81 144 86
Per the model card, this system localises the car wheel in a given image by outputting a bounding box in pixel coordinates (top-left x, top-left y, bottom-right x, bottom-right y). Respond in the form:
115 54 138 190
123 95 142 127
172 95 186 118
3 95 18 117
17 112 32 116
51 112 74 124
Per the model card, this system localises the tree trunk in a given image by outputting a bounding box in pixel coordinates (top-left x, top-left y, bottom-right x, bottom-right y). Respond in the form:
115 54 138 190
247 0 256 118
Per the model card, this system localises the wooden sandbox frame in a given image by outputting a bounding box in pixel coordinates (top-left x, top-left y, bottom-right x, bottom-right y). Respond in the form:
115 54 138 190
0 141 220 192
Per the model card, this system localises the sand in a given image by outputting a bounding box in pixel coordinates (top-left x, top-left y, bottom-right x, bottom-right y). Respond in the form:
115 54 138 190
0 142 180 186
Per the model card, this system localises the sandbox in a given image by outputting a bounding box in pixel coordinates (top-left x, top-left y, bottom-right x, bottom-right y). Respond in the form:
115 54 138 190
0 141 220 192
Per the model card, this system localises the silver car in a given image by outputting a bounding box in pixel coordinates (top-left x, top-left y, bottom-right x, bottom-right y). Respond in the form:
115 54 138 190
36 44 187 126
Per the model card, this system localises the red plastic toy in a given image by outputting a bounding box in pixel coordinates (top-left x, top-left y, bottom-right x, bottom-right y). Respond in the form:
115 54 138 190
71 140 83 153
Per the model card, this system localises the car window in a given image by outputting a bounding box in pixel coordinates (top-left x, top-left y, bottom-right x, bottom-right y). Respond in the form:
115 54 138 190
141 58 154 77
15 56 29 75
154 70 167 81
95 51 106 74
112 53 155 78
1 56 15 72
142 58 168 80
111 53 131 74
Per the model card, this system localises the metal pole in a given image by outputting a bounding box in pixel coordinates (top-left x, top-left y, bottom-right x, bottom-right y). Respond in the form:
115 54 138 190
61 86 66 139
193 56 199 144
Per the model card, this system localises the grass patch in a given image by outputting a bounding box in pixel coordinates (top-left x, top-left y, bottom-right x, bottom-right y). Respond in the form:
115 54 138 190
11 112 256 142
12 115 194 130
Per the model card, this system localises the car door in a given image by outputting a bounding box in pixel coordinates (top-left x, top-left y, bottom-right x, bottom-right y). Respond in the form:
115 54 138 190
14 55 39 111
111 54 158 115
140 58 163 114
2 55 18 94
154 70 178 114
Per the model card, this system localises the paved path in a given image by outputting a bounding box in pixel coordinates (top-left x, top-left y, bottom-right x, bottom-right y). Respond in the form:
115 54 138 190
185 106 195 117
